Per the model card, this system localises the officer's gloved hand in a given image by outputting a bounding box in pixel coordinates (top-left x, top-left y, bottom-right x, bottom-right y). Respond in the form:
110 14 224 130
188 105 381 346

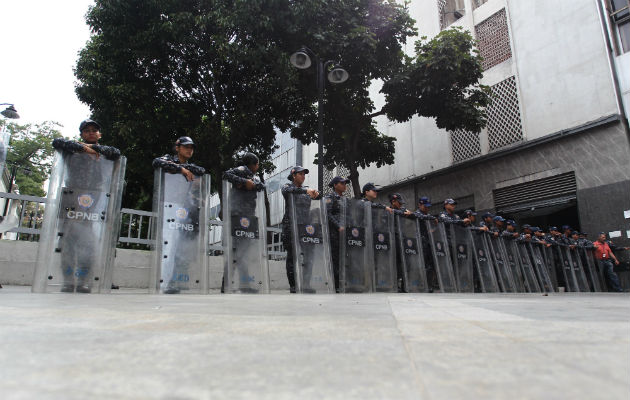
254 180 266 191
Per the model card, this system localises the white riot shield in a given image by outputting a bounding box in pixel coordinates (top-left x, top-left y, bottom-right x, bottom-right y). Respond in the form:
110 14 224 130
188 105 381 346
486 235 516 292
32 151 126 293
515 241 542 293
0 129 8 180
288 194 334 294
501 238 526 292
425 219 457 292
568 246 590 292
528 243 555 293
222 180 269 294
543 246 560 289
372 207 397 292
470 230 499 292
448 224 474 293
339 199 374 293
559 245 580 292
396 215 428 293
580 247 602 292
150 169 210 294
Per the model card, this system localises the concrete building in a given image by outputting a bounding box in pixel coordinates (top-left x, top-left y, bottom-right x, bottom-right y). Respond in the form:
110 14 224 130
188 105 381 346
294 0 630 241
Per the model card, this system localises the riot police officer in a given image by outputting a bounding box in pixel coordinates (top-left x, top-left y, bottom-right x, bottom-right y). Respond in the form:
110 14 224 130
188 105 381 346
438 198 470 225
52 119 121 293
281 166 319 293
464 209 478 226
415 197 432 218
502 220 520 239
152 136 205 179
479 212 494 232
223 152 265 213
389 193 414 291
360 182 392 212
152 137 205 294
223 153 265 293
326 176 350 291
53 119 121 161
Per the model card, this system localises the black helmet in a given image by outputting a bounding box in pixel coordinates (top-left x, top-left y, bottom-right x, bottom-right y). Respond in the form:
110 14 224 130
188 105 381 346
241 152 259 166
79 119 101 133
175 136 195 147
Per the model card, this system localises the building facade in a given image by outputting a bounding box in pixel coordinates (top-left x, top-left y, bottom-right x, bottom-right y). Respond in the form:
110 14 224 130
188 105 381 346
297 0 630 242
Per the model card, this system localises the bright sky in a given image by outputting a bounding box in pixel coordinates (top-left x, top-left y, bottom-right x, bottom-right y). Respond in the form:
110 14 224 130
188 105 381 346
0 1 95 138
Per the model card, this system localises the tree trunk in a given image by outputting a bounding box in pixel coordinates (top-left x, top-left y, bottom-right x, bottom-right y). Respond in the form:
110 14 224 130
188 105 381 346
348 164 361 199
213 166 224 221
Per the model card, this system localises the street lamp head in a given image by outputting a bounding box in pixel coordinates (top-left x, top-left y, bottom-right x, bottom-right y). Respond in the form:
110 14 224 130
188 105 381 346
290 49 312 69
327 67 349 84
1 105 19 119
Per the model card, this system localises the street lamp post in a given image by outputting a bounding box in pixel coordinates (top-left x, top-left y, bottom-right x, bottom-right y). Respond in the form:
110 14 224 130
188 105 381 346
0 104 20 119
290 47 348 192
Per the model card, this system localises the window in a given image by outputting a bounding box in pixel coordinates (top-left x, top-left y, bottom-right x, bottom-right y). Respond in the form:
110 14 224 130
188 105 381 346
609 0 630 53
439 0 466 30
472 0 489 10
475 8 512 71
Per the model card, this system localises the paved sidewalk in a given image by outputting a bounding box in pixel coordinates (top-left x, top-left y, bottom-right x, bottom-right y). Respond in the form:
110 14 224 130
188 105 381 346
1 286 628 400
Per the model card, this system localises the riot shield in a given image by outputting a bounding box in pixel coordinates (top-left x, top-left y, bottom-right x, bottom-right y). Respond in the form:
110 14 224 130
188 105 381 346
542 246 559 289
470 230 499 292
528 243 555 293
396 215 428 293
569 246 590 292
222 180 270 294
33 151 126 293
288 194 334 294
372 207 397 292
559 246 581 292
338 199 374 293
515 241 542 293
150 169 210 294
448 224 474 293
425 219 457 292
501 239 526 292
487 235 516 292
0 129 8 181
580 248 602 292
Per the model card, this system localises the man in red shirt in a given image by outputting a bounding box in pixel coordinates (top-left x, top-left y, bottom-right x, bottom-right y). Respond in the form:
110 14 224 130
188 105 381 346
592 232 623 292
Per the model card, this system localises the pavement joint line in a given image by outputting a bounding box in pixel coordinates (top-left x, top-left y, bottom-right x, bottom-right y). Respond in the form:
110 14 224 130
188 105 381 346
387 296 433 400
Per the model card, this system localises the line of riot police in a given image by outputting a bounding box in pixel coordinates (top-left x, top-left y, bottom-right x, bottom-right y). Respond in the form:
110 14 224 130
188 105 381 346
30 120 624 295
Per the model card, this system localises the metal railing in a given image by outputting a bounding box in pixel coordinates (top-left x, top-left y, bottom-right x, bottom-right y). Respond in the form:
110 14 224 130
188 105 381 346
0 191 286 259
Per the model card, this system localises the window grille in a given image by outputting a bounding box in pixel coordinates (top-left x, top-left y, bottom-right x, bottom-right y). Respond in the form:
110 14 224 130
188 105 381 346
475 8 512 71
322 165 354 197
609 0 630 54
322 167 335 196
450 129 481 163
487 76 523 151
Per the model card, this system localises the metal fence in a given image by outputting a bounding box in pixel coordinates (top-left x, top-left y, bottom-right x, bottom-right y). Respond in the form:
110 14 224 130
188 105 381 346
0 191 286 259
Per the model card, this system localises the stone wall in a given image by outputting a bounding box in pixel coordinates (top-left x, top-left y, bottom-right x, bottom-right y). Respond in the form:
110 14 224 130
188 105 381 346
381 120 630 237
0 240 291 290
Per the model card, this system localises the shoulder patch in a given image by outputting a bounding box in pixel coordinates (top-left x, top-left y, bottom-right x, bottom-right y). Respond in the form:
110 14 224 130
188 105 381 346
237 166 246 171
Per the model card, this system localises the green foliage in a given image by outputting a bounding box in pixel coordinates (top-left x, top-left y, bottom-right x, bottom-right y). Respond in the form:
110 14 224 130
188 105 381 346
1 120 63 197
381 27 490 132
75 0 311 209
75 1 489 202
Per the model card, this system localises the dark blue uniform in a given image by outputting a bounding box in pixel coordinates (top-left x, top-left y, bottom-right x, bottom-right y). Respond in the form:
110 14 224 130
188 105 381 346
281 183 319 291
152 153 205 176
